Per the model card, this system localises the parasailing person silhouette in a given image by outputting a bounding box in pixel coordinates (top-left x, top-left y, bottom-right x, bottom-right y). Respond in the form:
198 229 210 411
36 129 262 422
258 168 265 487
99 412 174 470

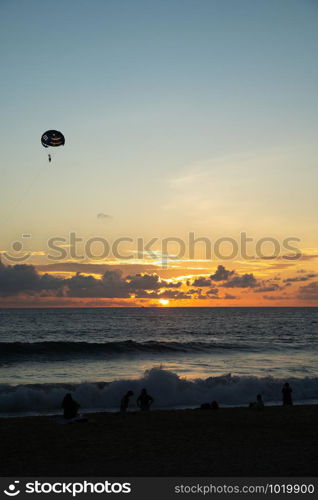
41 129 65 163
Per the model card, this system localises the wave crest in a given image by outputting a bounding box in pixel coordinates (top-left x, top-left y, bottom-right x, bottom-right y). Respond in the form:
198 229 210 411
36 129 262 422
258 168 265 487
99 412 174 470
1 368 318 415
0 340 249 361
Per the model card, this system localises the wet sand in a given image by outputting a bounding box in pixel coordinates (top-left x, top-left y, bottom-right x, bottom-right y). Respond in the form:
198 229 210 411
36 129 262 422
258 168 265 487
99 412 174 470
1 406 317 476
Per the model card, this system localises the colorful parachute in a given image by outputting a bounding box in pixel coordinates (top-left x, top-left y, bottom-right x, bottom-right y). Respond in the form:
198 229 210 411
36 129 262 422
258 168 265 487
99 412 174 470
41 130 65 148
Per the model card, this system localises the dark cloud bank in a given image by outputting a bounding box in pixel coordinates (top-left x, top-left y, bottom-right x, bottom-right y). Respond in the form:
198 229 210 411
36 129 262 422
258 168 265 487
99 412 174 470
0 261 315 302
0 261 184 299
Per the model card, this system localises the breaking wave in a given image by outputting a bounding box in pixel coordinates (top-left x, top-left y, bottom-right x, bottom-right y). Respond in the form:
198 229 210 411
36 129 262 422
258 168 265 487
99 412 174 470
1 368 318 415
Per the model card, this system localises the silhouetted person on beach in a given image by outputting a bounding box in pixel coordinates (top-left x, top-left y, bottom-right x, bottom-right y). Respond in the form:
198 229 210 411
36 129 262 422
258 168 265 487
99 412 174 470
249 394 264 409
137 388 154 411
282 382 293 406
200 403 210 409
200 401 219 410
62 393 80 419
256 394 264 409
120 390 134 413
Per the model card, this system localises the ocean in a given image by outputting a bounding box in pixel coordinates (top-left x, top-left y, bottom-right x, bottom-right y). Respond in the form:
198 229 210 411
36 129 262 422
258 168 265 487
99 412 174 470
0 307 317 416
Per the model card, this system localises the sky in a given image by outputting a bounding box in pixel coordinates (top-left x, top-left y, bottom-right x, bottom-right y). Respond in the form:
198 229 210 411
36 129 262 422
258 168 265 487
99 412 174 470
0 0 318 306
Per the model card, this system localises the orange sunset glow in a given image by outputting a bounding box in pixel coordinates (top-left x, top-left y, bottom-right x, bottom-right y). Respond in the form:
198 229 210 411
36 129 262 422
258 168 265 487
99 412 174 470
0 250 318 307
0 1 317 309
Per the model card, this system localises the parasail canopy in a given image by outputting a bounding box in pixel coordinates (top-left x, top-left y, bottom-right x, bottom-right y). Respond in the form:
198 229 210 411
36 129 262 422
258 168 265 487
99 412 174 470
41 130 65 148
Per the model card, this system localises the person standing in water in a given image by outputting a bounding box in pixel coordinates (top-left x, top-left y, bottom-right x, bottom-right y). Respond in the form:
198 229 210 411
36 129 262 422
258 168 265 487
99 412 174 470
136 388 154 411
120 390 134 413
282 382 293 406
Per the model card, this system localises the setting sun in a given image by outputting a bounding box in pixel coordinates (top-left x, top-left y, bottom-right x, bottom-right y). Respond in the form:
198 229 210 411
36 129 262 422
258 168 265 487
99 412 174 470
159 299 170 306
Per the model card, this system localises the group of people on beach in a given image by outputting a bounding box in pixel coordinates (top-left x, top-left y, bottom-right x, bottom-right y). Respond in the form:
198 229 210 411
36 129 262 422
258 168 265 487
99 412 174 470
61 382 293 420
201 382 293 411
249 382 293 409
61 388 154 420
120 389 154 413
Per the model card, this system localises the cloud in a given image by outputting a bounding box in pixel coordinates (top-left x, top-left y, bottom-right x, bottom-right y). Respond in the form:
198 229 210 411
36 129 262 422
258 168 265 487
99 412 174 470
188 287 219 299
134 289 192 300
67 271 182 298
188 266 259 291
0 264 38 296
97 213 112 220
297 253 318 261
0 262 64 296
210 265 235 282
254 283 281 293
126 274 181 290
298 281 318 301
223 293 237 300
36 262 163 277
191 276 212 287
67 270 130 298
222 273 258 288
283 273 317 283
0 263 183 300
263 295 289 301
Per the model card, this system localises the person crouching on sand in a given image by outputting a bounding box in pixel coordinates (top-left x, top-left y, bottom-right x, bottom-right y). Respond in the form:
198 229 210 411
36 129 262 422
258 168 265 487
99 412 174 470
62 393 80 419
120 390 134 413
282 382 293 406
249 394 264 409
137 388 154 411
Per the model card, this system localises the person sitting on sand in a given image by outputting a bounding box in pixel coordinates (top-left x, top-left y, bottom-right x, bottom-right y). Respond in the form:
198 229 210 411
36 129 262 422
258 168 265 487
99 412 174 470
282 382 293 406
136 388 154 411
120 390 134 413
62 393 80 419
200 401 219 410
249 394 264 409
200 403 211 409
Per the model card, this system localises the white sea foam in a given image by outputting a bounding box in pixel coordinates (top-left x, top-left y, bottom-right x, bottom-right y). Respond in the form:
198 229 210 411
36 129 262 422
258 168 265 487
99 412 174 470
1 368 318 415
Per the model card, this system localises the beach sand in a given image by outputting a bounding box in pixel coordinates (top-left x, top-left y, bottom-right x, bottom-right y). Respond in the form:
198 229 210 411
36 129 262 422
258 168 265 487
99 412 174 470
1 406 317 476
